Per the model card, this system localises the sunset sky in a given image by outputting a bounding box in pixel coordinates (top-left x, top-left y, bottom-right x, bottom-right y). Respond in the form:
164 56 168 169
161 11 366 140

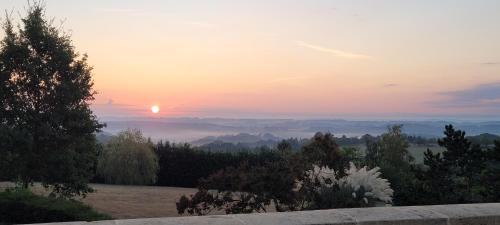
2 0 500 119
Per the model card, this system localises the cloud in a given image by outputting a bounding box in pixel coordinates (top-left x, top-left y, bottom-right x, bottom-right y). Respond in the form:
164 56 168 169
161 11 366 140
432 82 500 109
294 41 370 59
383 83 398 87
482 62 500 65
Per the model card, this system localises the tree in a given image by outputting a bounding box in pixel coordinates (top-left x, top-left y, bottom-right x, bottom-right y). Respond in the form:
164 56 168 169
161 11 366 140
301 132 348 177
482 140 500 201
418 125 485 204
365 125 414 205
0 3 103 197
97 129 158 185
176 154 305 215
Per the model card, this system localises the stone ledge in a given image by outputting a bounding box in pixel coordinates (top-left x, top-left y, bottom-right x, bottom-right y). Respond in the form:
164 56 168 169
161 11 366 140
33 203 500 225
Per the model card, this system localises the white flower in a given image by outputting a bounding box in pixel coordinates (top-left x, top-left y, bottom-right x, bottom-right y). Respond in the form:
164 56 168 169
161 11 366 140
338 162 394 204
300 162 394 205
304 164 338 188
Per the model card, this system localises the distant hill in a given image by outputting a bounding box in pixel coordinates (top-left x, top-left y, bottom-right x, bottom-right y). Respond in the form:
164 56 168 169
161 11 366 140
96 131 114 144
467 133 500 146
192 132 500 153
191 133 282 146
99 117 500 142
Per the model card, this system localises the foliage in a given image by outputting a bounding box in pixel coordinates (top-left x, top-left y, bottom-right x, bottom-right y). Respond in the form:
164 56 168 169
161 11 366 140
155 142 281 187
340 146 364 166
0 189 110 224
176 151 306 215
364 125 415 205
176 133 391 216
301 132 348 177
97 129 158 185
0 3 103 198
296 163 393 210
416 125 486 204
482 140 500 201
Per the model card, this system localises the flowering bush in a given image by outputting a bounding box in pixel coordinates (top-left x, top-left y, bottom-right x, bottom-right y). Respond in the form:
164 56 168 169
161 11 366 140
297 162 393 209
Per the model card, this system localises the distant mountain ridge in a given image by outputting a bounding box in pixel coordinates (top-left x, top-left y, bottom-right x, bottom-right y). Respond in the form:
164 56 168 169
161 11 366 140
191 133 282 146
99 117 500 142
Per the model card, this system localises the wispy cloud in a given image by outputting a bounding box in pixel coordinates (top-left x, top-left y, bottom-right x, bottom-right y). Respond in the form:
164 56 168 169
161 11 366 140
482 62 500 66
430 82 500 109
383 83 398 88
294 41 370 59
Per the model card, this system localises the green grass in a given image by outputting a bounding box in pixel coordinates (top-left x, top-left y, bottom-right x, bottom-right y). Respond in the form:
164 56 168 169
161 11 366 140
345 144 446 164
0 189 111 224
407 145 446 164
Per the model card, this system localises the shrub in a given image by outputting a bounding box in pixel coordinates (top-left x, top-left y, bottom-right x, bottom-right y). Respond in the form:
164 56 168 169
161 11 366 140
176 152 305 215
0 189 111 224
297 163 393 209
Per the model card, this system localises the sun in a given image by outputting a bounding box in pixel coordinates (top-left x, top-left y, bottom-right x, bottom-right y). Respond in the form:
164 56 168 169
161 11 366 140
151 105 160 114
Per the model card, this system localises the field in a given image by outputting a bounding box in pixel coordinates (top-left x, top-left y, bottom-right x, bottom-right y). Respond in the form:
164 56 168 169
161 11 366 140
0 182 197 219
349 144 446 164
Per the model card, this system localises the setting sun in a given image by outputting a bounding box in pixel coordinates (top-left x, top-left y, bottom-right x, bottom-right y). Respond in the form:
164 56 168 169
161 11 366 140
151 105 160 114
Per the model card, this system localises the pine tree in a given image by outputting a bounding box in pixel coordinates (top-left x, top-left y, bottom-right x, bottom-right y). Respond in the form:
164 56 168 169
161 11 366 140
483 140 500 201
420 125 485 203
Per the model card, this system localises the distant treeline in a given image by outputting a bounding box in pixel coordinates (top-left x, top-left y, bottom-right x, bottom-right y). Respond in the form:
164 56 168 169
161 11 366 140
196 133 499 152
90 131 500 188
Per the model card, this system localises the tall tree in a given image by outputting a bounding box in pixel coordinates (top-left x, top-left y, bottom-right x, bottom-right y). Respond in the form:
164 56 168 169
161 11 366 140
97 129 158 185
419 125 485 203
0 3 103 197
483 140 500 201
365 125 414 205
301 132 347 177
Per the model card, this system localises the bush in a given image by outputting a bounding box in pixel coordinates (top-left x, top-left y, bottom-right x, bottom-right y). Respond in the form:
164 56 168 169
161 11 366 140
0 189 111 224
297 163 393 210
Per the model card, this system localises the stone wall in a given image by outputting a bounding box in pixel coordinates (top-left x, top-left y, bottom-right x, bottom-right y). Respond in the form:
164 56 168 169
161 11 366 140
37 203 500 225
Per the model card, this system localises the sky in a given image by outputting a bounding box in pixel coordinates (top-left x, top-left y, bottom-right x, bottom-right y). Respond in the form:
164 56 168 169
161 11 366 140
1 0 500 120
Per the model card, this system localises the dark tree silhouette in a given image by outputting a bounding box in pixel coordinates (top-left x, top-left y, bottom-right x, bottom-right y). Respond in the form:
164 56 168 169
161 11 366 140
0 3 103 197
301 132 347 177
419 125 485 204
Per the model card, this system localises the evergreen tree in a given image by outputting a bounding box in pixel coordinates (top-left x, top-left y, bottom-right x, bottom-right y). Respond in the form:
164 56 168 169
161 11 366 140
420 125 485 203
482 140 500 201
0 4 103 197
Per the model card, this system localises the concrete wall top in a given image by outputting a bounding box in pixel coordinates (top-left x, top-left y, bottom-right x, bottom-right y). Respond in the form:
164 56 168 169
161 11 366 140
34 203 500 225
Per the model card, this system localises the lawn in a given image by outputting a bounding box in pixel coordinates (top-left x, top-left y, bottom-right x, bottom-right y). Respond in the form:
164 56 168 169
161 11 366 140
0 182 197 219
